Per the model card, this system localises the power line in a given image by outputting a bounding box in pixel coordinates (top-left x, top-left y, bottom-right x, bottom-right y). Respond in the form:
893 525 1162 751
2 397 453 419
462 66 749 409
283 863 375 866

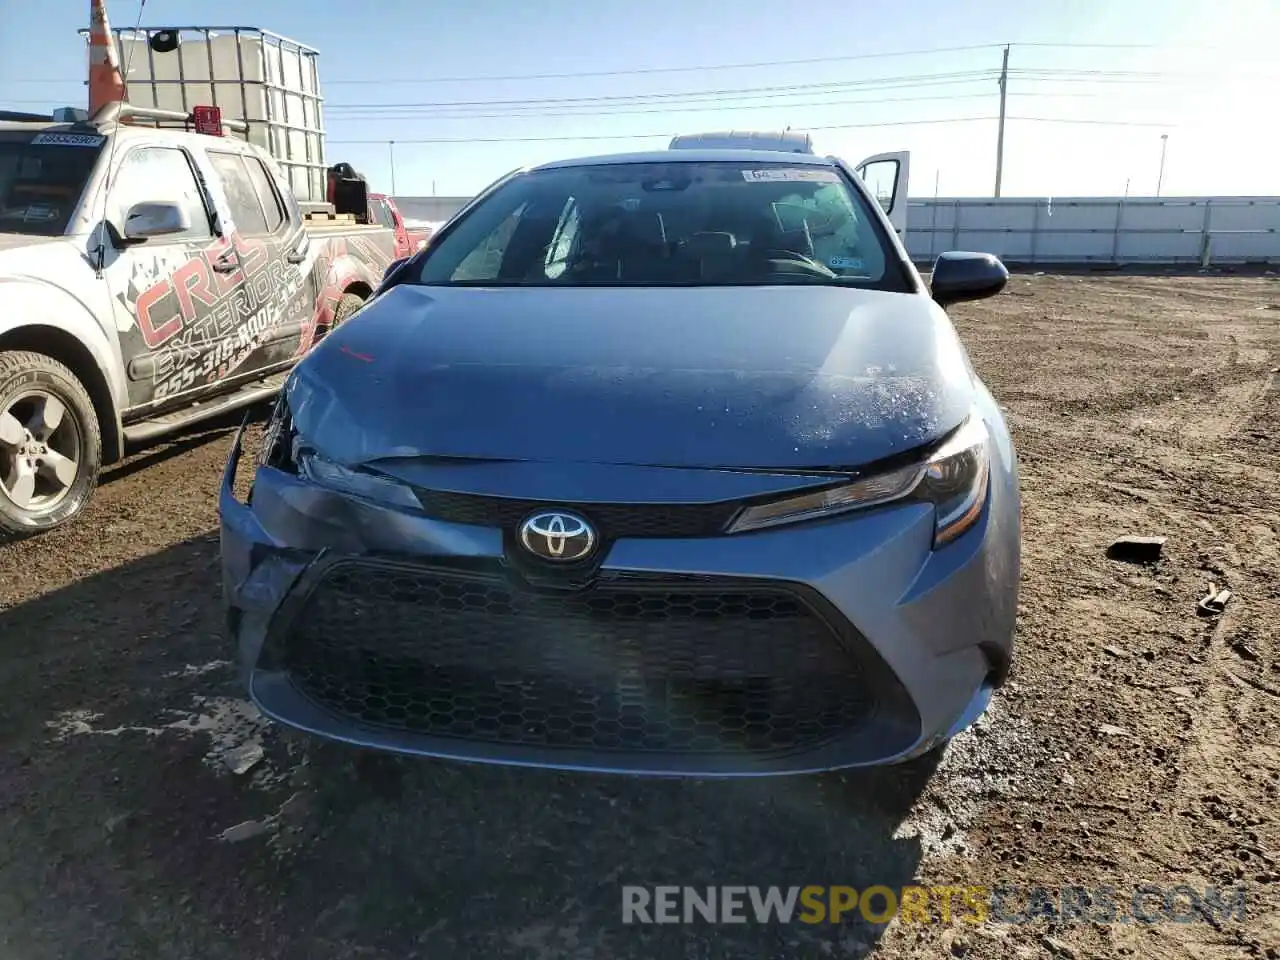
316 66 1277 116
0 43 1005 86
328 91 999 120
329 113 1180 145
328 115 1001 145
1009 68 1280 87
313 43 1010 84
7 65 1258 110
4 87 1106 114
323 91 1115 124
1008 115 1175 128
322 70 1000 112
1 38 1244 88
1010 40 1224 50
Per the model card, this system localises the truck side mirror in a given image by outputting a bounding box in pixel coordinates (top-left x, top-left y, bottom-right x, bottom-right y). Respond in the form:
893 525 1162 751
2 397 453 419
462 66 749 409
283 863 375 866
121 201 190 243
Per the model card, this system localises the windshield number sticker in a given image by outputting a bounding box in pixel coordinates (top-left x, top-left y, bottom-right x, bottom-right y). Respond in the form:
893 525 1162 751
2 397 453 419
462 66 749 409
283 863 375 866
23 203 58 223
829 256 865 270
742 168 839 183
30 132 106 148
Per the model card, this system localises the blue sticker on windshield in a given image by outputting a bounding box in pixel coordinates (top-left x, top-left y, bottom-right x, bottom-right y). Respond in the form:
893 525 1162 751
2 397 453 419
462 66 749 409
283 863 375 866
829 256 865 270
30 132 106 147
23 203 58 223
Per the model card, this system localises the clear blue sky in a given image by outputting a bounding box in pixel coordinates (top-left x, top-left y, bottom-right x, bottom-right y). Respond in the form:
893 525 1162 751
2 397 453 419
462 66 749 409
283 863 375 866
3 0 1276 199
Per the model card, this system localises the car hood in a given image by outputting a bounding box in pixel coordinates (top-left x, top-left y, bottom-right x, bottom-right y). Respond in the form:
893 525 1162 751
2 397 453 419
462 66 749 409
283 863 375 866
0 232 65 256
286 284 976 471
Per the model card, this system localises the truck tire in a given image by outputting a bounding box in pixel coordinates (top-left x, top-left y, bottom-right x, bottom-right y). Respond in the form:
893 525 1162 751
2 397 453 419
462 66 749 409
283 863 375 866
331 291 366 329
0 350 103 537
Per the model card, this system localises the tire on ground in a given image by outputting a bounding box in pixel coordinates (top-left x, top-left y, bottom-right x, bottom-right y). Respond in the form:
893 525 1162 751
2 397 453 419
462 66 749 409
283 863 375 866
331 291 366 329
0 350 103 536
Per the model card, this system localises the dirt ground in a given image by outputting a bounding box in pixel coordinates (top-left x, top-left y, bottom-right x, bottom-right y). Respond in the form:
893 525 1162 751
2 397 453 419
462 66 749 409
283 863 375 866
1 273 1277 960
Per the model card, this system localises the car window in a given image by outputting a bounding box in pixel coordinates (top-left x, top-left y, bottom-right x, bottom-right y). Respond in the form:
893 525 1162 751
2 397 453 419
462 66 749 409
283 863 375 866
450 202 528 282
414 161 903 290
374 200 396 230
857 158 900 214
207 151 270 236
0 133 103 237
109 146 212 241
243 156 286 233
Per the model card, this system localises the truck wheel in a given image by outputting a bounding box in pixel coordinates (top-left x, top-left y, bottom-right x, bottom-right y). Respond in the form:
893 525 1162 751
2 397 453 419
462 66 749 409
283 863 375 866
0 351 103 536
332 292 366 329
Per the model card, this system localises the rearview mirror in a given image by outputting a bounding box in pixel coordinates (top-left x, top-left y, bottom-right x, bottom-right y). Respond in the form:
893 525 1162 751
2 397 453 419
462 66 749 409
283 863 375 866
121 201 190 242
930 251 1009 307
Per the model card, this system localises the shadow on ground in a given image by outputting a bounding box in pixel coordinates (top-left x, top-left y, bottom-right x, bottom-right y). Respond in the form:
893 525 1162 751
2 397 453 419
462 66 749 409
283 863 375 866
106 404 274 486
0 534 938 960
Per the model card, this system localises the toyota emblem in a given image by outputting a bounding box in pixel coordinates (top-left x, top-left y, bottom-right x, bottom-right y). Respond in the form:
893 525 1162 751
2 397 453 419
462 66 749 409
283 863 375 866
519 511 596 562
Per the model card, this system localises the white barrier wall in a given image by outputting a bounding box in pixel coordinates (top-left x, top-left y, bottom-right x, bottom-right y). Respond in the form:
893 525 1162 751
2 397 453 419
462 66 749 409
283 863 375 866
906 196 1280 266
395 197 473 224
394 195 1280 266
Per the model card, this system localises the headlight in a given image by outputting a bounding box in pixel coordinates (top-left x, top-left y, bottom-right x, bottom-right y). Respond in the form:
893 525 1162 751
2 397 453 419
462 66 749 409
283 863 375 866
917 415 990 546
726 415 990 547
258 394 296 469
297 450 421 510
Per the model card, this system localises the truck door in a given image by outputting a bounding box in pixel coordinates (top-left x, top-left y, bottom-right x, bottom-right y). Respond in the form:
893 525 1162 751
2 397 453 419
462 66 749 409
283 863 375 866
101 144 231 408
854 151 910 239
202 149 308 381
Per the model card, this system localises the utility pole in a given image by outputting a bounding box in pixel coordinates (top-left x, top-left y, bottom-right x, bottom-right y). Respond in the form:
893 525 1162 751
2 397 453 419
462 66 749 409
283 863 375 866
388 140 397 196
994 44 1010 198
1156 134 1168 197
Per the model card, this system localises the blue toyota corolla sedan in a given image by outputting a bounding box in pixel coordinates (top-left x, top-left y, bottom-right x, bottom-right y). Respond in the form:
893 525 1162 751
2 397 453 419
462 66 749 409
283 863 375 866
219 147 1021 777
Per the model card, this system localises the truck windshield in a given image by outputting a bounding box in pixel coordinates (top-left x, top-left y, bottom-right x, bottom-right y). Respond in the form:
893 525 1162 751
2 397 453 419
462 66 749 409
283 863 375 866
0 133 104 237
413 160 907 291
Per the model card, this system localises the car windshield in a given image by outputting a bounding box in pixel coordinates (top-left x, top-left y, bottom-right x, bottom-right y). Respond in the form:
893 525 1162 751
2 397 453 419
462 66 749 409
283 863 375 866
0 133 103 237
413 160 905 289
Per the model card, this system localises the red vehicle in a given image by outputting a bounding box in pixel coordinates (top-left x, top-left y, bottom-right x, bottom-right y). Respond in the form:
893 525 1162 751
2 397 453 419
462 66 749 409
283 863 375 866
368 193 430 258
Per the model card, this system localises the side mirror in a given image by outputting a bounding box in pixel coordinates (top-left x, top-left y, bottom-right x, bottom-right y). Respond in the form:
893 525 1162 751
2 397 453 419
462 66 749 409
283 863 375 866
930 251 1009 307
121 201 190 243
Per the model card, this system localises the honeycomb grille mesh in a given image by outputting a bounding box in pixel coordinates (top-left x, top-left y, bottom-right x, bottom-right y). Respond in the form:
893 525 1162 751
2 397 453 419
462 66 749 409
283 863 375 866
277 563 877 755
412 489 741 538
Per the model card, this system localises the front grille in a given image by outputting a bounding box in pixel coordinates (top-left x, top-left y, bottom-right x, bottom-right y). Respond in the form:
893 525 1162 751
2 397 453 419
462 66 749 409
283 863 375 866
413 489 741 539
273 561 882 756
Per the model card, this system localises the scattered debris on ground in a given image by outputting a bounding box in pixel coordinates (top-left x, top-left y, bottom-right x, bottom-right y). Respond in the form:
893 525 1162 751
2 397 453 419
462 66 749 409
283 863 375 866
1105 534 1167 564
1198 584 1234 617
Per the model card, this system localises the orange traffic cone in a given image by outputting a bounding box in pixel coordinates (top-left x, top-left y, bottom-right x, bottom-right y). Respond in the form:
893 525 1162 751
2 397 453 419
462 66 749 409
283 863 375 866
88 0 128 116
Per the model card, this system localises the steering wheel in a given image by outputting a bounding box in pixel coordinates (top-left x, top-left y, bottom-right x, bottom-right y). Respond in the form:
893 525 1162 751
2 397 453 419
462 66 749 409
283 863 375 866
764 249 838 279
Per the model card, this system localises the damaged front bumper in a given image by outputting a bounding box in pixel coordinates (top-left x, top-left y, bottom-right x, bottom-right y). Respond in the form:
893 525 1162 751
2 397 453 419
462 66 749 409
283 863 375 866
219 420 501 686
219 421 1013 777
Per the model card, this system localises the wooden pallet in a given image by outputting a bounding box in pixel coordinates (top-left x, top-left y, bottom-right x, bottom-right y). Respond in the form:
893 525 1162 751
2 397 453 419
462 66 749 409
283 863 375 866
303 210 358 224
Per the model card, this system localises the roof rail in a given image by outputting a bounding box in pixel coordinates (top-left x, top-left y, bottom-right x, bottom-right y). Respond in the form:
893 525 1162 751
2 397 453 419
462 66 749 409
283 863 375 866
91 101 250 134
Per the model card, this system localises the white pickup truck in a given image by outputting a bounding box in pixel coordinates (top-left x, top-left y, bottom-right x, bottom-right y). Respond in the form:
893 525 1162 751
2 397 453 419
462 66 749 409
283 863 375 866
0 104 398 535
